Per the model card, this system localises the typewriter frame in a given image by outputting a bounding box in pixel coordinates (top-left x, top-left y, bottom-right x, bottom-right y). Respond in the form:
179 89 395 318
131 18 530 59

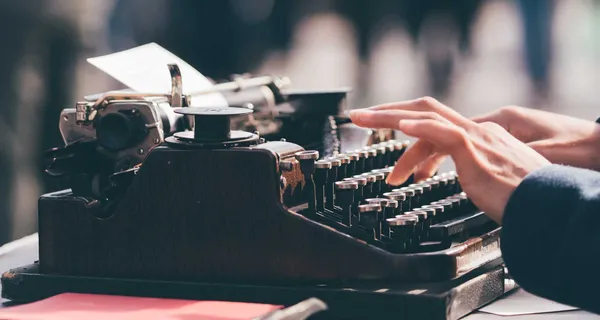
2 140 511 319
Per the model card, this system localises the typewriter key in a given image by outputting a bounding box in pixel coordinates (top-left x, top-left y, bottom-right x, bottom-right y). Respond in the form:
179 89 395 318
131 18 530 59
398 212 422 246
344 177 366 212
393 187 416 211
334 155 350 179
382 192 406 214
354 150 369 174
384 143 395 166
345 152 359 177
445 172 458 195
413 182 432 204
295 150 320 216
431 200 453 219
392 142 404 163
421 204 444 224
387 216 418 251
409 185 424 208
359 173 377 199
366 199 390 239
414 209 434 239
382 200 399 236
358 203 383 240
374 145 387 169
325 159 342 210
444 197 463 218
335 181 358 226
315 160 332 212
364 148 377 172
371 172 385 197
425 178 440 200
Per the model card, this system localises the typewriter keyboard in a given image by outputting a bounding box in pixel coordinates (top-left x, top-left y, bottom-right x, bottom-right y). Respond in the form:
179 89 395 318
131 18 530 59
294 140 498 254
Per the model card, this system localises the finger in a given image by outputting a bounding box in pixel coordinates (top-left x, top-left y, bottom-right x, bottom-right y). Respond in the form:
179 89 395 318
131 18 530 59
414 153 447 182
349 109 444 129
365 96 472 127
387 119 472 185
387 139 435 185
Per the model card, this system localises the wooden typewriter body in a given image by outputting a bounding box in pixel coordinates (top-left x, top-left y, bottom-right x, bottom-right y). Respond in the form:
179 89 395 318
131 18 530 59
2 102 514 319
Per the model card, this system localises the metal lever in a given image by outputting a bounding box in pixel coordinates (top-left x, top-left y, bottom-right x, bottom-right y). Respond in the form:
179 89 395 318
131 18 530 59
168 63 183 108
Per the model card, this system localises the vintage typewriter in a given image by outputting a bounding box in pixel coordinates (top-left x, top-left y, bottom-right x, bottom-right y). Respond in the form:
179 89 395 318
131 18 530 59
1 64 515 320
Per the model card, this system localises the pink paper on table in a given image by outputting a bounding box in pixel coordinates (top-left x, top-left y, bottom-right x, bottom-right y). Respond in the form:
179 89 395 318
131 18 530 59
0 293 282 320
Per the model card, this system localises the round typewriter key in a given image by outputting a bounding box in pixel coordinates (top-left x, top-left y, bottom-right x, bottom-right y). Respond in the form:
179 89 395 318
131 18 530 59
387 216 417 251
436 176 450 197
324 159 341 210
432 200 455 218
422 204 444 223
409 185 424 208
363 148 377 172
353 149 368 174
344 153 359 177
358 203 383 239
345 177 367 186
364 147 377 157
384 199 399 228
335 181 358 191
344 176 367 206
445 172 458 194
424 178 440 199
334 155 350 179
383 192 406 201
345 153 359 161
445 196 463 216
295 150 319 160
371 172 385 197
357 173 376 183
390 215 418 251
366 197 391 229
314 160 332 212
383 191 406 214
393 187 415 210
358 174 376 199
391 142 404 162
414 182 433 204
383 143 395 166
400 211 424 246
405 210 426 231
365 198 389 209
414 209 434 238
336 155 350 164
374 145 387 169
329 158 342 167
335 181 359 225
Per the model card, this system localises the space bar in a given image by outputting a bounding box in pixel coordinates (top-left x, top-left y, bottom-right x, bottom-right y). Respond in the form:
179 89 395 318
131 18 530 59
428 211 491 240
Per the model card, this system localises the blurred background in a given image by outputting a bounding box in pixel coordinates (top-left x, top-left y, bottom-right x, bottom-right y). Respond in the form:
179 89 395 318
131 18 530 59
0 0 599 246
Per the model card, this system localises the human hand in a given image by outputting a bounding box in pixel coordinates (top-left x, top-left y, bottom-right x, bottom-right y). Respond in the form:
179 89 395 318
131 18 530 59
471 106 600 171
349 97 551 223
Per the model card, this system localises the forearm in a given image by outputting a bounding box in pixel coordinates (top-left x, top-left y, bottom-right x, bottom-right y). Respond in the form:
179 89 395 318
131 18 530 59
501 164 600 314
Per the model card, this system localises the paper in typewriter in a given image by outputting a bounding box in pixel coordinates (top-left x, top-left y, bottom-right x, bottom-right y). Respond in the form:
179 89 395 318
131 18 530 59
87 43 228 108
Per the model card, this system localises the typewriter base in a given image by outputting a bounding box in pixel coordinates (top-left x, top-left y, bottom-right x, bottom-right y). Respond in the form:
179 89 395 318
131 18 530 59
2 259 515 320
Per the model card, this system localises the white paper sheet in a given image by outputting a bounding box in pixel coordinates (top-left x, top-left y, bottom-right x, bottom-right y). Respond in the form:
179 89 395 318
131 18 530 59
87 43 228 108
479 289 578 316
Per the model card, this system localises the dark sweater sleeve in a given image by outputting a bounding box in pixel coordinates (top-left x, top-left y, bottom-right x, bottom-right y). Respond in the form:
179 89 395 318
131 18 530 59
501 164 600 314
